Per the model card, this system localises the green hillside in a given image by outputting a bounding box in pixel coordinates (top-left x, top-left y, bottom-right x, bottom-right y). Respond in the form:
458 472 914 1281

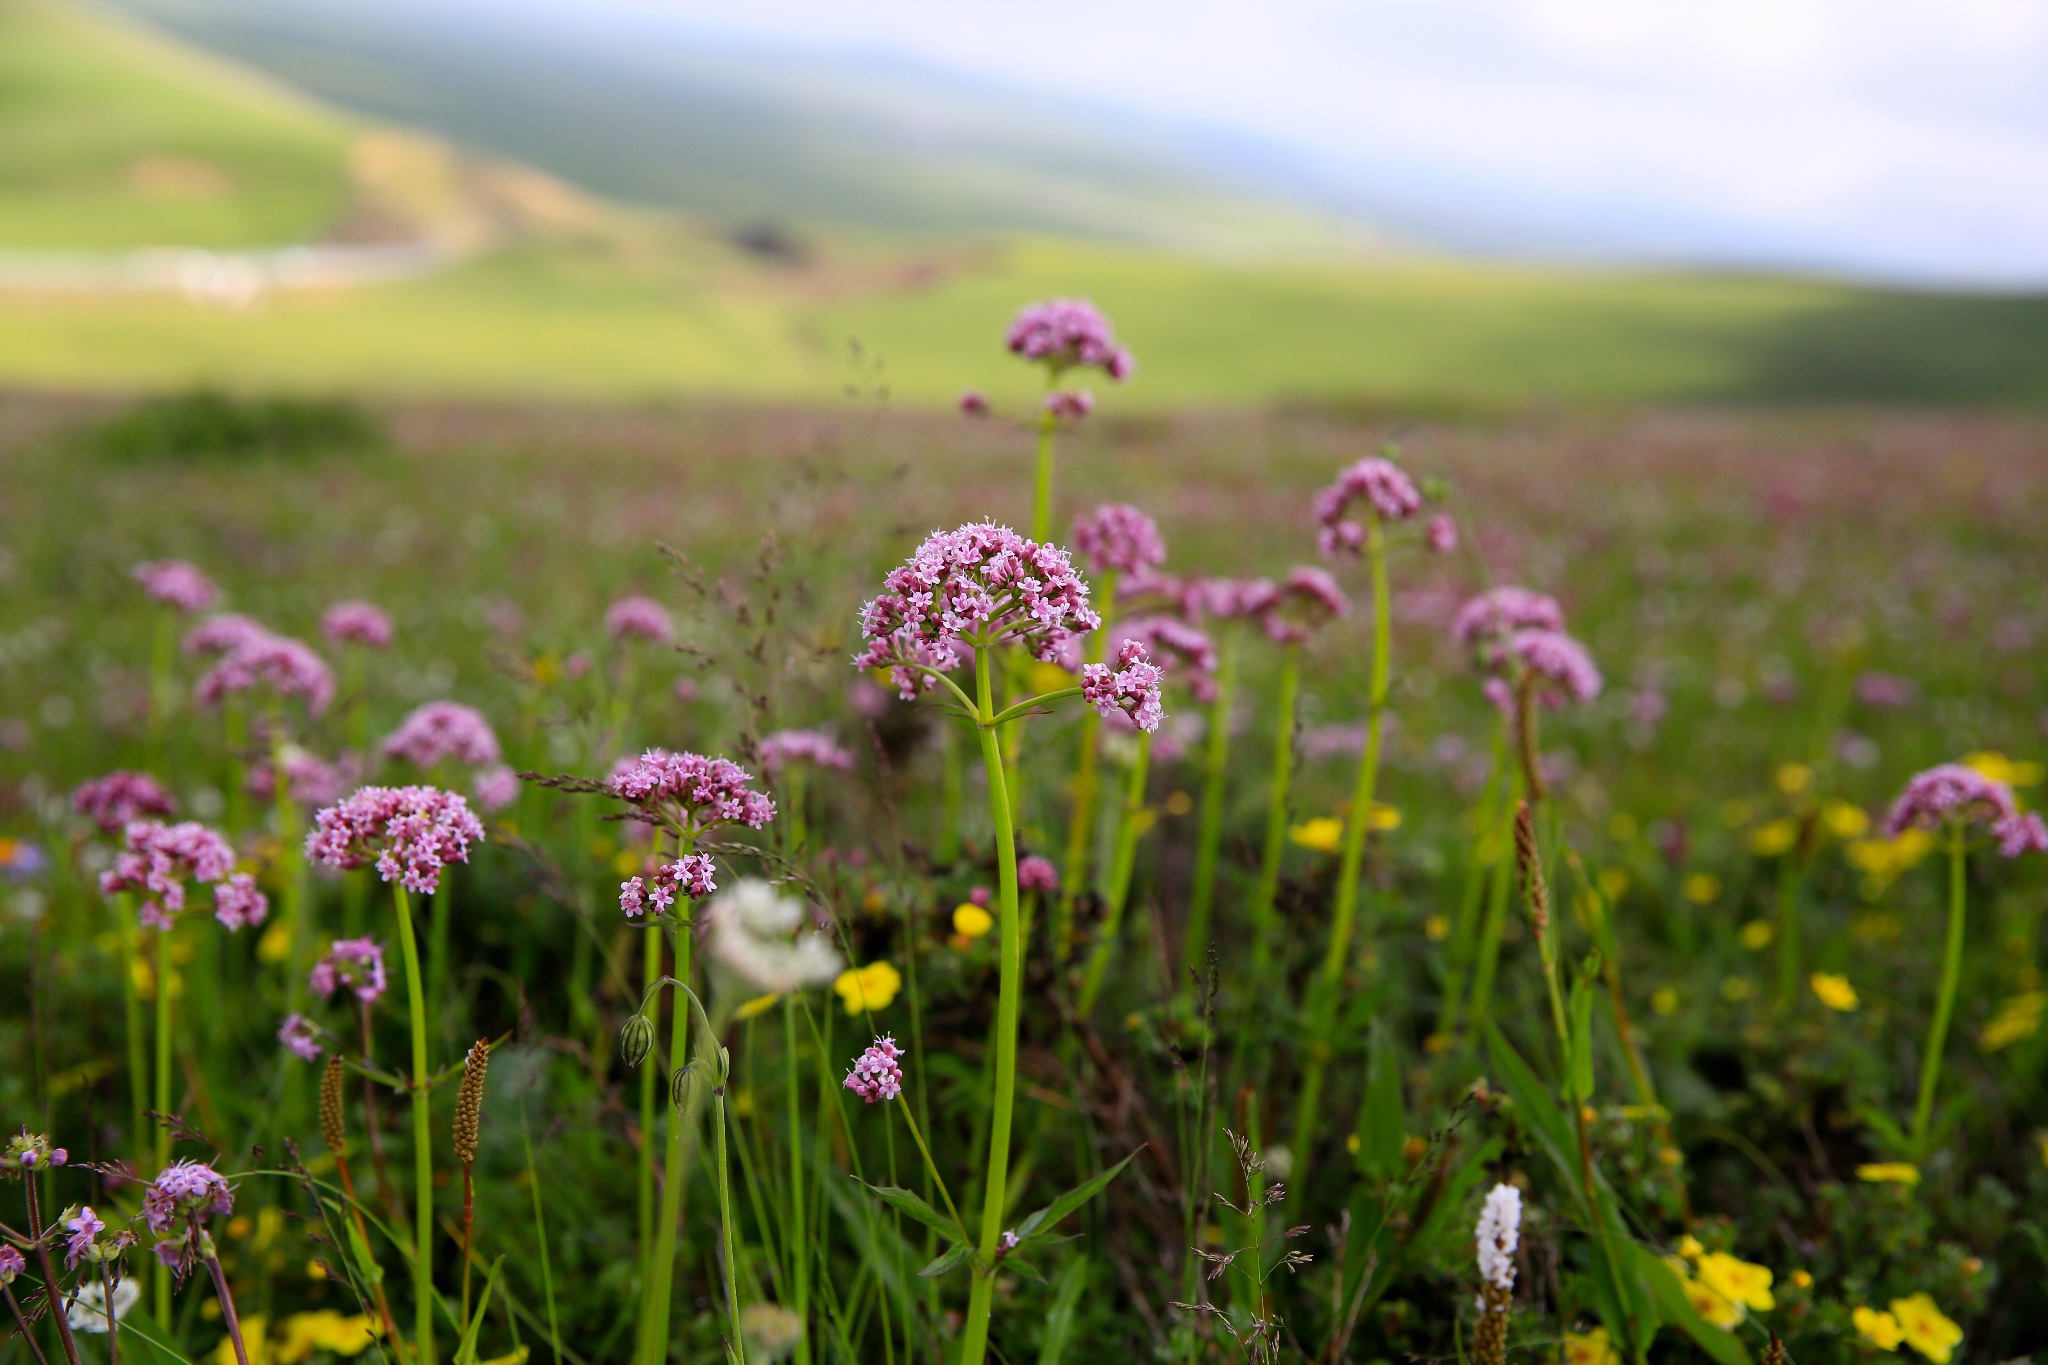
0 0 353 248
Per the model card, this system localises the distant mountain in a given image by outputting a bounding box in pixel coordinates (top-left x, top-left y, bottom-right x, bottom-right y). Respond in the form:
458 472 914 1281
107 0 1379 257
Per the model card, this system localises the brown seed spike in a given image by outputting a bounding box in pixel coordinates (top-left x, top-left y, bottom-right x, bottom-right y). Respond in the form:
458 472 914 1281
1763 1334 1787 1365
454 1038 490 1165
319 1055 348 1156
1513 800 1549 936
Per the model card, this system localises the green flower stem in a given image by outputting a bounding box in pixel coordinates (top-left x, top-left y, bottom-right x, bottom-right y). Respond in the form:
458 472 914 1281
937 722 964 865
1290 516 1391 1191
392 883 437 1365
786 766 810 857
639 877 697 1365
1249 645 1302 984
784 997 811 1365
1078 732 1151 1016
637 894 661 1278
712 1085 748 1365
116 893 148 1149
956 645 1025 1365
1460 801 1518 1046
1031 390 1057 543
895 1099 970 1245
224 700 249 840
1184 626 1242 978
1055 572 1117 963
1911 829 1969 1157
272 723 307 1017
146 611 175 769
1436 720 1509 1041
153 922 174 1325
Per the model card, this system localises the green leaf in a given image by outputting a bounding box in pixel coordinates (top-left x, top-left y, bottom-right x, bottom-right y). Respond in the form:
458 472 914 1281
1011 1148 1140 1247
1569 972 1597 1103
919 1242 975 1279
343 1212 385 1287
453 1257 504 1365
854 1179 967 1243
1484 1025 1583 1203
1355 1019 1407 1179
1629 1244 1750 1365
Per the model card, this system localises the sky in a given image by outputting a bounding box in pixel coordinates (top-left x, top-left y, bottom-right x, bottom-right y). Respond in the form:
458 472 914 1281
522 0 2048 285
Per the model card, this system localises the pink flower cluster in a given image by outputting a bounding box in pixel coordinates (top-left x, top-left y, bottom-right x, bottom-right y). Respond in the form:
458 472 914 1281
134 560 219 613
473 765 520 812
1017 855 1059 893
279 1013 323 1062
311 937 387 1003
1116 616 1220 702
1509 629 1603 706
184 613 269 657
844 1035 905 1103
305 785 486 895
1884 764 2048 857
213 872 269 930
72 770 177 834
1045 390 1094 421
619 853 719 917
382 701 502 769
99 820 237 930
63 1207 105 1269
1855 671 1918 709
1426 513 1458 554
759 729 856 772
248 747 359 808
1259 567 1351 645
321 601 393 649
1072 503 1167 577
1006 298 1134 380
196 631 335 716
1314 456 1424 557
1451 587 1565 647
606 595 674 643
958 389 990 416
1082 638 1166 734
1181 576 1281 622
145 1159 233 1233
856 522 1101 699
609 750 776 836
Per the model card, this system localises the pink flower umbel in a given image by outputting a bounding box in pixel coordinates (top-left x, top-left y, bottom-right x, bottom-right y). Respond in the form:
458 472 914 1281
619 854 719 917
305 786 486 895
247 747 357 807
1044 390 1094 421
958 389 990 416
278 1013 322 1062
1017 855 1059 894
1116 616 1220 701
608 750 775 839
1072 503 1168 577
145 1159 234 1277
99 820 237 930
196 633 334 716
759 729 856 772
1451 587 1566 647
472 764 519 812
1314 456 1423 558
310 937 387 1002
63 1206 105 1269
183 612 269 658
72 771 177 834
605 595 674 643
1856 671 1918 709
1007 298 1134 380
1506 629 1603 708
855 522 1101 699
1426 513 1458 554
1082 638 1166 734
1182 576 1281 623
134 560 219 613
320 601 393 649
213 872 268 930
1258 567 1351 645
382 701 502 769
844 1036 905 1103
1885 764 2048 856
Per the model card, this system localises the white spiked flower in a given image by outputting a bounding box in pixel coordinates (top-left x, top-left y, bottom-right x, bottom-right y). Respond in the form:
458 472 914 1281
1475 1182 1522 1293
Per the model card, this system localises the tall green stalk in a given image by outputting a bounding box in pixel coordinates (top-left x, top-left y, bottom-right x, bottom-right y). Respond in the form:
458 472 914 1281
1030 391 1057 543
1911 829 1969 1158
1436 721 1509 1041
784 997 811 1365
146 612 175 770
1248 646 1302 985
1290 517 1391 1192
637 867 697 1365
153 921 174 1325
116 893 148 1150
1055 571 1118 962
637 895 661 1280
1078 732 1151 1015
392 884 437 1365
1184 627 1241 977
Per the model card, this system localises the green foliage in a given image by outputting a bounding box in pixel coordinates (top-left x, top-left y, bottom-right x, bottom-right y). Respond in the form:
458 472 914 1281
83 388 382 462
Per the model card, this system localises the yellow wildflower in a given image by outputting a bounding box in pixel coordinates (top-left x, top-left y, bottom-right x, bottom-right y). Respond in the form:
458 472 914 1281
1563 1327 1619 1365
1598 867 1630 901
1344 1132 1360 1155
276 1311 378 1362
1657 1145 1685 1167
1822 800 1870 840
1694 1252 1774 1312
1810 973 1859 1011
1846 829 1935 897
1739 920 1774 950
1682 873 1721 906
1675 1265 1744 1328
215 1316 271 1365
1857 1163 1920 1185
1790 1269 1813 1289
531 652 562 687
1979 991 2042 1051
1963 751 2043 788
951 903 993 940
1164 790 1194 817
735 992 782 1021
1854 1306 1904 1351
1423 915 1449 941
258 921 292 964
1775 762 1814 795
1028 661 1072 696
1750 819 1799 857
1676 1235 1704 1259
1289 817 1343 854
1650 987 1679 1016
1366 802 1401 831
834 961 902 1014
1889 1294 1962 1364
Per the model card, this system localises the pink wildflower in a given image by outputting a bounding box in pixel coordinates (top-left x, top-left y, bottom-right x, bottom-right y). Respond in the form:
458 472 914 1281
99 820 236 930
1506 629 1603 707
844 1035 905 1103
321 601 393 649
1259 567 1351 645
305 786 486 895
608 750 776 837
958 389 990 416
133 560 218 613
73 771 177 834
383 701 501 769
182 613 269 658
278 1013 322 1062
247 747 357 808
1183 577 1280 622
0 1245 23 1282
63 1206 105 1269
759 729 856 772
605 595 674 643
1006 298 1134 380
1082 638 1165 734
310 937 387 1003
619 853 719 918
1017 855 1059 894
1451 587 1567 646
1426 514 1458 554
1045 390 1094 421
1884 764 2048 856
1117 616 1220 702
1072 504 1167 577
196 633 334 716
145 1160 233 1234
1855 671 1918 709
472 764 519 812
1314 456 1423 558
213 872 268 930
856 522 1100 699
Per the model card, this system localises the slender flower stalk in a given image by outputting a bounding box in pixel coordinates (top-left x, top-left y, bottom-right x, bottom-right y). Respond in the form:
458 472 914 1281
1250 645 1301 985
1184 620 1243 975
454 1039 489 1330
1004 301 1133 540
1078 730 1150 1015
1435 718 1510 1041
11 1137 85 1365
321 1056 405 1360
1054 568 1116 962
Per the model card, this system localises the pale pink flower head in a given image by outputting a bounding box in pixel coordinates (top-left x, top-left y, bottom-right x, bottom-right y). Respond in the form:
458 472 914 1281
1082 638 1165 734
278 1013 322 1062
63 1206 106 1270
619 853 719 918
1855 671 1918 709
383 702 502 769
1426 514 1458 554
1452 587 1566 648
247 747 358 808
99 820 236 930
472 764 519 812
0 1244 24 1283
1072 503 1167 577
183 613 269 658
1314 456 1423 558
144 1160 232 1234
73 771 177 834
608 750 776 838
196 633 334 716
1045 390 1094 421
844 1035 905 1103
213 872 268 931
759 729 855 772
134 561 218 613
1259 567 1351 645
1884 763 2048 857
311 937 388 1002
1183 577 1280 623
321 601 393 649
305 786 486 895
1016 855 1059 894
855 522 1101 700
605 595 674 644
1006 298 1133 380
1116 616 1220 702
958 389 990 416
1506 629 1603 708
